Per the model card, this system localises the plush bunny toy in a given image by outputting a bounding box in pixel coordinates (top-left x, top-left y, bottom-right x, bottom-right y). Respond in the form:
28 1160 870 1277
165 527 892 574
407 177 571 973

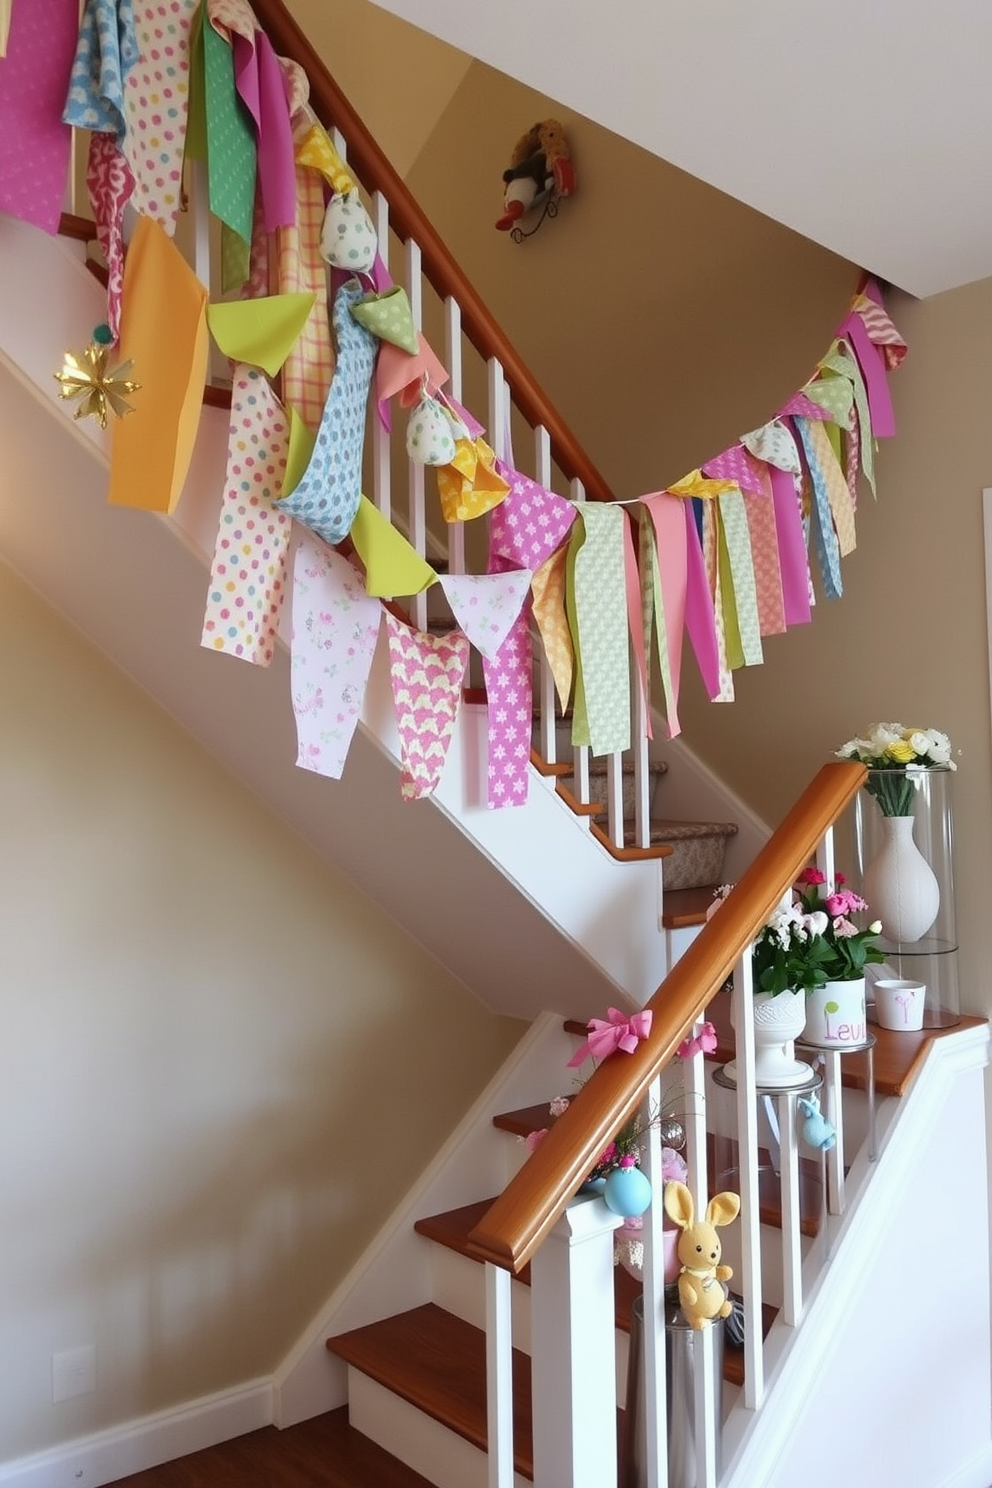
663 1181 741 1330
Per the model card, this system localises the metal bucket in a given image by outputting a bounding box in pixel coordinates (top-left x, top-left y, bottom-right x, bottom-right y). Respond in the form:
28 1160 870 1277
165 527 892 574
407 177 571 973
623 1294 724 1488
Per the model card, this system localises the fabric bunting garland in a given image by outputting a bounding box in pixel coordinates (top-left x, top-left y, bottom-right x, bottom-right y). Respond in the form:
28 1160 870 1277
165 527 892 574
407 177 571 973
18 0 910 813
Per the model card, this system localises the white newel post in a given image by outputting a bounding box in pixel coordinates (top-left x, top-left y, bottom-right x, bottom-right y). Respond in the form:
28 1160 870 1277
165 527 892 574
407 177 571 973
530 1196 623 1488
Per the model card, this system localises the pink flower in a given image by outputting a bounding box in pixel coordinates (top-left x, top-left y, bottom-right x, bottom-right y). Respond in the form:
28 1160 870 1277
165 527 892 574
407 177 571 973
826 890 868 917
597 1141 617 1167
835 871 847 885
525 1128 548 1152
798 867 826 886
832 917 858 938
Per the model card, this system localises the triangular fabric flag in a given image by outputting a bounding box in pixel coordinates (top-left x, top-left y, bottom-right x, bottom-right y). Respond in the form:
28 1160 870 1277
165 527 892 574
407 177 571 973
490 462 577 571
63 0 139 140
742 420 802 476
436 438 510 522
201 364 293 665
621 509 653 741
385 613 470 801
714 500 743 672
276 279 376 546
718 489 763 667
376 335 448 427
482 605 533 810
802 375 853 430
531 546 573 714
109 216 209 513
682 501 724 702
0 0 78 233
295 121 355 195
641 493 688 735
439 571 532 661
666 469 739 501
743 483 786 637
122 0 199 234
207 292 316 377
291 538 383 779
200 14 256 245
567 505 630 756
349 496 437 598
853 292 907 371
703 444 769 497
776 390 831 422
85 131 135 342
768 463 812 627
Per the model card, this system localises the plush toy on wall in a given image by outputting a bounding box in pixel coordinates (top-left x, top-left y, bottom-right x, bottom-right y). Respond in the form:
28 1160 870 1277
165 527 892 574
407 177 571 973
664 1181 741 1330
495 119 575 233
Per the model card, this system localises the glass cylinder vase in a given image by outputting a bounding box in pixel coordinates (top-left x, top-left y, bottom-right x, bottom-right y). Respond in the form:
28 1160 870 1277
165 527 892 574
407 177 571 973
853 766 959 1028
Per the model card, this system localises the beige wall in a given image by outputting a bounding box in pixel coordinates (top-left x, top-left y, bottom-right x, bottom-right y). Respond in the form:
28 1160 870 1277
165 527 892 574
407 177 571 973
0 563 522 1459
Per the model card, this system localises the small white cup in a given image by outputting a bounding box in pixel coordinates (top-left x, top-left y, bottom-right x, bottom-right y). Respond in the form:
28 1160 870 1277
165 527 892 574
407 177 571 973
874 979 926 1032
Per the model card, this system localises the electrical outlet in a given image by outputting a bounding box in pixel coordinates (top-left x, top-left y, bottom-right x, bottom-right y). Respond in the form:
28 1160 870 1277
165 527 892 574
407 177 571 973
52 1345 96 1403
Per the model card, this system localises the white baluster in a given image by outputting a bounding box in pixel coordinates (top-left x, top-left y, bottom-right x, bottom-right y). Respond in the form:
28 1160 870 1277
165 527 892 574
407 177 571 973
682 1025 719 1488
406 238 427 631
570 478 590 810
639 1075 669 1488
531 1198 622 1488
444 295 465 576
487 357 506 461
485 1262 514 1488
372 190 391 523
733 947 765 1409
534 425 557 766
605 751 625 850
632 658 652 850
778 1089 804 1326
820 1049 846 1215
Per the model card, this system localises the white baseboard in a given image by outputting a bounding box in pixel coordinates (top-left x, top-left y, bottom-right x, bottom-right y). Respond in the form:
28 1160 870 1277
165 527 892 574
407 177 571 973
0 1379 272 1488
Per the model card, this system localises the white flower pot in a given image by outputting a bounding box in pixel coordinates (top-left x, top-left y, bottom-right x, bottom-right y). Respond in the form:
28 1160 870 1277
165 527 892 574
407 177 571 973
803 978 867 1048
863 813 940 945
726 988 814 1088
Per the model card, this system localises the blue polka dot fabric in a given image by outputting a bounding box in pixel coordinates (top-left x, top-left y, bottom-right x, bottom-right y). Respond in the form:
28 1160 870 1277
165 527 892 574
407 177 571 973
278 279 376 547
62 0 139 141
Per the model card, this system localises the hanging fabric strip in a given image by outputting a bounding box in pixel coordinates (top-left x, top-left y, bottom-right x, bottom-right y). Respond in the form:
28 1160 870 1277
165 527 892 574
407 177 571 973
837 308 895 438
718 488 763 667
853 292 907 371
63 0 138 140
800 414 857 556
123 0 199 234
385 612 470 802
482 605 533 809
277 156 334 429
291 539 383 779
743 482 786 637
767 464 812 626
233 30 296 232
276 278 376 545
821 339 875 498
531 545 574 714
0 0 77 233
201 16 256 245
201 363 293 665
621 510 652 740
490 463 577 570
376 336 448 428
682 502 723 701
641 492 688 737
0 0 11 57
295 120 355 195
794 417 843 599
108 216 209 513
700 501 735 700
439 571 532 660
567 505 631 756
85 131 135 342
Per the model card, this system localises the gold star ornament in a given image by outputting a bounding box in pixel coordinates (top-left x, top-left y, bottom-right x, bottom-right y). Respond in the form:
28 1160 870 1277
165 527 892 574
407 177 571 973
54 325 140 429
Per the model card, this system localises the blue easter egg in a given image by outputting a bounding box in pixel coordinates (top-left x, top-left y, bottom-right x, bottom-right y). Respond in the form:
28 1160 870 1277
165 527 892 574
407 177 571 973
604 1165 652 1217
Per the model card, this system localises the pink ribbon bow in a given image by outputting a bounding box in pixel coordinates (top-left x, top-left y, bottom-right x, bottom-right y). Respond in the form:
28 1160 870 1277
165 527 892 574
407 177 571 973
676 1021 718 1060
567 1008 653 1067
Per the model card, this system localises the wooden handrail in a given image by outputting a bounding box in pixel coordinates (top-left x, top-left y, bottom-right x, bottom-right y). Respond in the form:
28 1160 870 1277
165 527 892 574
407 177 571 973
252 0 615 504
466 760 867 1272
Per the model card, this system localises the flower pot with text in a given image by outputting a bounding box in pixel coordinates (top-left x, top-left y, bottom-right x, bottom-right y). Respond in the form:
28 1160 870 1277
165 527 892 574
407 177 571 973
803 977 867 1048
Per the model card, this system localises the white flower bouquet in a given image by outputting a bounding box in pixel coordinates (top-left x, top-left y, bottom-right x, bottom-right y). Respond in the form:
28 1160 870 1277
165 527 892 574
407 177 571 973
836 723 955 817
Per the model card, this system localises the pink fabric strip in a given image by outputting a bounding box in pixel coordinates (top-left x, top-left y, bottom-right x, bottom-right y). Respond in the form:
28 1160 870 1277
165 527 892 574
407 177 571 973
838 310 894 438
482 605 533 809
769 464 811 627
682 501 721 702
0 0 77 232
621 510 653 741
744 488 786 637
86 132 135 342
643 493 687 736
230 31 295 232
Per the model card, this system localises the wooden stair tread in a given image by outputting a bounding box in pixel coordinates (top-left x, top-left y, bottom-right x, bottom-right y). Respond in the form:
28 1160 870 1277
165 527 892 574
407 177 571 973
327 1302 535 1478
661 884 722 929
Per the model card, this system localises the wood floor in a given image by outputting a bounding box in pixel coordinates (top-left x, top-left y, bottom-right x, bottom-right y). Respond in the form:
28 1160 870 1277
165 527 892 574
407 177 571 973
109 1408 435 1488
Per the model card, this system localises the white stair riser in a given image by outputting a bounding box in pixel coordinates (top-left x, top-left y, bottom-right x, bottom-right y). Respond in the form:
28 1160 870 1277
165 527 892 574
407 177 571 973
347 1368 530 1488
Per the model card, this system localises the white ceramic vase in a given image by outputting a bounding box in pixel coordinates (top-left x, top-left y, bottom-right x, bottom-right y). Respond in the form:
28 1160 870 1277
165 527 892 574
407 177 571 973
803 978 867 1048
862 813 940 945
